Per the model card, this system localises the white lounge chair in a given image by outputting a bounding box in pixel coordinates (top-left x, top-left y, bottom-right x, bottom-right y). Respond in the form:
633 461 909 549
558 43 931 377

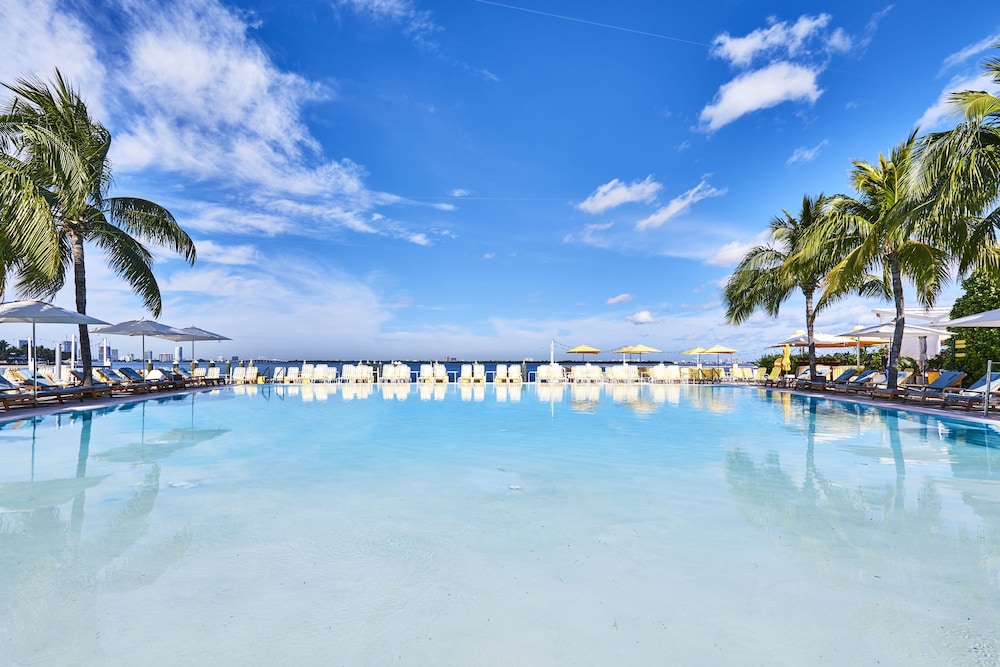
433 363 448 383
508 365 523 383
313 364 330 382
459 364 474 383
494 364 508 383
418 364 434 383
472 363 486 384
300 363 315 383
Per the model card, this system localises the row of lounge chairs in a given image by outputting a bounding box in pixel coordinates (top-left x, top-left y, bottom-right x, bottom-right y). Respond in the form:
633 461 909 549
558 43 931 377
0 364 230 411
784 365 1000 412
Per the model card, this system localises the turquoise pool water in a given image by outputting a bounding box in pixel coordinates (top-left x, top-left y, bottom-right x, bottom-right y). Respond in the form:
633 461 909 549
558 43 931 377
2 383 1000 665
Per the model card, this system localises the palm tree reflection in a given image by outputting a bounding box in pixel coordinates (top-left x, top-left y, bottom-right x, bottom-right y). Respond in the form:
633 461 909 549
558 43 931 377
726 395 1000 594
0 401 224 663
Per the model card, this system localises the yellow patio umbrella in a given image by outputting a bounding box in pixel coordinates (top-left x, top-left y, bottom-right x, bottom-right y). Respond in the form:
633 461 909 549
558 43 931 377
704 344 739 365
628 344 661 361
566 344 601 361
614 344 661 361
613 345 636 362
682 346 708 367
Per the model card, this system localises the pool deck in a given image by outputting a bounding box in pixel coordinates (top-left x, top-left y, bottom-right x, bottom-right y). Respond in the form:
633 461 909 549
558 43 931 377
3 380 999 426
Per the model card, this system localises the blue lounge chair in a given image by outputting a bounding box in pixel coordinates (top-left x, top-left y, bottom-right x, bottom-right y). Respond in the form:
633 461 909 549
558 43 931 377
801 368 856 391
868 370 914 400
829 369 876 393
899 371 968 405
941 372 1000 411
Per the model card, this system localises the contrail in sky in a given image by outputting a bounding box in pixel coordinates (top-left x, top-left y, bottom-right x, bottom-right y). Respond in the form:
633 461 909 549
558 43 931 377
474 0 708 48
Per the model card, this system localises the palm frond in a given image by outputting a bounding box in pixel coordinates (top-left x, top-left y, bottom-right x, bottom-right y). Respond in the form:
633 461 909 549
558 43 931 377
89 221 163 316
105 197 196 263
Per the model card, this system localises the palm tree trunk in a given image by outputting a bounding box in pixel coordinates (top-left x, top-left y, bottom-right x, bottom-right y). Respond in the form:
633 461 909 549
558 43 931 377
803 286 818 381
70 231 93 386
888 258 906 391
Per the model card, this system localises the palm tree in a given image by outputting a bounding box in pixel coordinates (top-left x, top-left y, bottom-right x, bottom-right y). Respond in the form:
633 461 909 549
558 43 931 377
0 70 196 383
810 132 949 391
917 41 1000 278
723 194 864 381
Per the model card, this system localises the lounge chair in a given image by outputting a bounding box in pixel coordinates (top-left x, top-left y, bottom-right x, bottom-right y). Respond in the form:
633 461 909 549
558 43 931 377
867 370 914 400
794 368 831 390
779 368 809 388
355 363 375 383
459 364 474 383
761 365 783 387
494 364 508 383
433 363 449 384
899 371 968 405
418 364 434 383
299 363 313 383
829 369 877 393
508 365 523 383
114 366 158 393
205 366 224 385
806 368 858 391
648 363 669 384
940 372 1000 411
271 366 286 384
472 364 486 384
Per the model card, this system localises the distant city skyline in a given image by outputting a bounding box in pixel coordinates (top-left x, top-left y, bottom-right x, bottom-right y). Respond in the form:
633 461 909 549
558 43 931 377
2 1 998 362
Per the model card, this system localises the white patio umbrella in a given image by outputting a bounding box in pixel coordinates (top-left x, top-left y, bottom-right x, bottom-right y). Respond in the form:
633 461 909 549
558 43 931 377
769 330 858 348
836 321 951 365
158 326 231 361
0 300 109 400
89 319 187 367
941 308 1000 328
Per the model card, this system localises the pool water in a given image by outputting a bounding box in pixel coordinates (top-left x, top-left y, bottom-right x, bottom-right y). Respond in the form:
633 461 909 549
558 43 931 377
3 384 1000 665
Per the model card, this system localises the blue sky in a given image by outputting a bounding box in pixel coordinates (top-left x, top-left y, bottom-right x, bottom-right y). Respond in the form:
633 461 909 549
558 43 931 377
2 0 999 362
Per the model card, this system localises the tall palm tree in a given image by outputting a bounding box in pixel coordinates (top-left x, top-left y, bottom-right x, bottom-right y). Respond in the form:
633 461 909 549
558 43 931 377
917 41 1000 278
723 194 864 381
810 132 949 391
0 70 196 383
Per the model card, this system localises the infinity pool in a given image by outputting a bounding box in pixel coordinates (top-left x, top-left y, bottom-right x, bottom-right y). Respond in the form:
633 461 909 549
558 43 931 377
2 384 1000 665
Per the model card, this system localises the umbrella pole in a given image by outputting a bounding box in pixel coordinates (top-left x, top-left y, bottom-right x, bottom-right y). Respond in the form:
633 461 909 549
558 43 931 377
32 321 38 405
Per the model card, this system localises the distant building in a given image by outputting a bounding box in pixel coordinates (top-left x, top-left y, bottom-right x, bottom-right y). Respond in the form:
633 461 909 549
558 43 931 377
158 353 173 362
175 346 183 362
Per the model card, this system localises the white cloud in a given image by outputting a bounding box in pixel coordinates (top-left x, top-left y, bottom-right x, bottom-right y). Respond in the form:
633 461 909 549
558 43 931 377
193 240 261 265
636 179 726 231
566 221 614 247
626 310 656 324
451 188 473 197
711 14 835 67
0 0 107 119
606 293 634 305
577 176 662 214
100 0 440 246
334 0 440 46
704 230 770 267
699 62 822 131
942 33 1000 71
915 73 1000 131
787 139 830 164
